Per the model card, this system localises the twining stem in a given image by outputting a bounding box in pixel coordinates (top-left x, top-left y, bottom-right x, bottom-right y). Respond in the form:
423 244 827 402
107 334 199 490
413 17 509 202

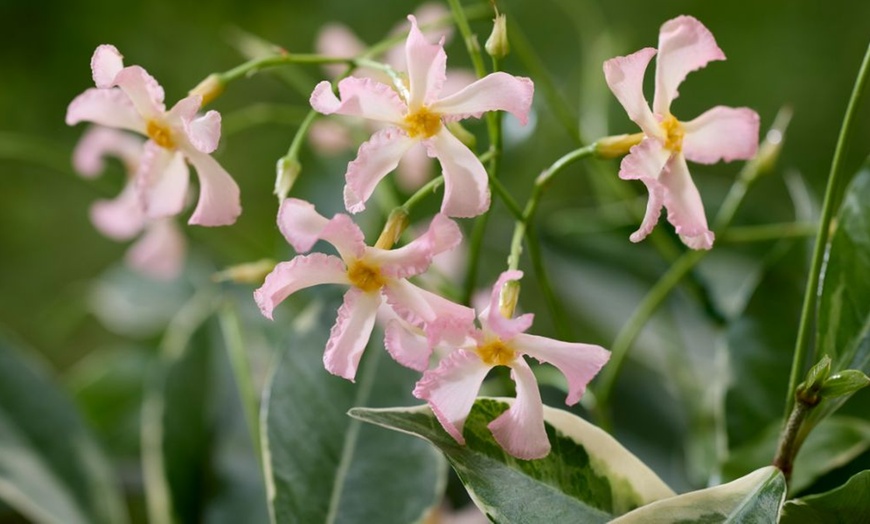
784 41 870 418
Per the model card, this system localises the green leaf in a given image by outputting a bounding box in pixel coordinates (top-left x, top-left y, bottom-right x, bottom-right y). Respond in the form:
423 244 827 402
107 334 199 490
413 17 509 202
350 397 675 523
0 332 127 524
780 470 870 523
610 466 786 523
722 416 870 494
263 299 446 524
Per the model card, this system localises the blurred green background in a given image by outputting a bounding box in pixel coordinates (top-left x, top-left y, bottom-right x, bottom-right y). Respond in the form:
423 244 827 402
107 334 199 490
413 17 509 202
1 0 869 519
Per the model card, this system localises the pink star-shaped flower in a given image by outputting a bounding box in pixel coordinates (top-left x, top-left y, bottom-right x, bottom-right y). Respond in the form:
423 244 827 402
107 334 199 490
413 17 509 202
66 45 241 227
412 271 610 460
73 126 186 280
254 198 474 381
310 15 534 218
603 16 759 249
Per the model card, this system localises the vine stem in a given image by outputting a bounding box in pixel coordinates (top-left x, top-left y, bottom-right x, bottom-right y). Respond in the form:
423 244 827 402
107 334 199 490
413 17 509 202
784 41 870 418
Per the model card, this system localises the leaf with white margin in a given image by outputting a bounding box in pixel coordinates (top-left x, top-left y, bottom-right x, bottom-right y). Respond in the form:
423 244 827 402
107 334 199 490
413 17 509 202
610 466 786 523
350 397 675 523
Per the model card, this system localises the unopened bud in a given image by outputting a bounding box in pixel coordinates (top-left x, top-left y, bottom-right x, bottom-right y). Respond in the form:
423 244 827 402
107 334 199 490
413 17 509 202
212 258 276 284
374 209 410 250
485 14 510 59
819 370 870 399
275 156 302 200
189 73 225 107
594 133 644 159
446 121 476 150
498 279 521 319
797 354 832 406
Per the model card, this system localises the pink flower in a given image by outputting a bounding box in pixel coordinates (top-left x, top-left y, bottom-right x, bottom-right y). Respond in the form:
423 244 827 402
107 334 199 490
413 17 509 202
412 271 610 460
603 16 759 249
72 126 186 280
253 198 474 381
66 45 241 227
310 15 534 218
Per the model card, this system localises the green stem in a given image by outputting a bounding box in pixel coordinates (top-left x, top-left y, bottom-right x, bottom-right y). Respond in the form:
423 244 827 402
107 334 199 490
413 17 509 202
217 301 263 468
720 222 817 244
784 41 870 418
446 0 488 78
217 53 355 84
773 394 816 483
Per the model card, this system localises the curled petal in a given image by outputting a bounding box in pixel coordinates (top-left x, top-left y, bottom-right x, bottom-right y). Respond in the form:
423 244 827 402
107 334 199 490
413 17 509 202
253 253 348 320
73 126 143 178
183 109 221 154
630 177 666 244
137 144 189 220
185 151 241 227
91 44 124 88
431 72 534 125
166 95 200 126
90 183 146 241
370 213 461 278
276 198 365 260
682 106 760 164
384 319 432 372
310 78 406 124
315 23 366 79
413 349 491 444
385 3 454 71
323 288 381 381
513 334 610 405
430 130 490 217
405 15 447 109
618 139 671 243
489 360 550 460
126 219 186 281
482 270 534 341
602 47 659 136
113 65 166 119
653 16 725 115
344 128 417 213
66 88 144 133
661 155 714 249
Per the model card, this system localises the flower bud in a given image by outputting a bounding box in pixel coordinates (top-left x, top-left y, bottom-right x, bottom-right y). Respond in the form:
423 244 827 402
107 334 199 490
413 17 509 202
189 73 225 107
485 14 510 59
594 133 644 159
275 156 302 200
797 354 832 406
498 279 521 319
212 258 276 284
375 209 410 250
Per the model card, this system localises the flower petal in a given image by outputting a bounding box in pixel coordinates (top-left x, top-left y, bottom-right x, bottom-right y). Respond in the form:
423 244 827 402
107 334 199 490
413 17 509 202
66 88 144 132
653 16 725 115
661 155 714 249
253 253 349 320
488 359 549 460
602 47 659 136
125 219 186 281
276 198 366 260
344 127 417 213
682 106 760 164
73 126 143 178
323 288 381 381
113 65 166 119
405 15 447 109
413 349 492 444
513 333 610 405
431 72 534 125
481 270 534 341
382 279 475 344
310 78 406 124
91 44 124 88
90 183 146 241
136 144 189 220
430 129 490 218
618 138 671 243
384 318 432 372
369 213 461 278
185 151 241 227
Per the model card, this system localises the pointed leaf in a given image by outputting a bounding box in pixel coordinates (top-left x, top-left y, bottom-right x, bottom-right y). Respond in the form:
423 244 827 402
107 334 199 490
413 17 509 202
263 298 446 524
0 332 127 524
780 470 870 523
610 466 786 523
350 397 675 523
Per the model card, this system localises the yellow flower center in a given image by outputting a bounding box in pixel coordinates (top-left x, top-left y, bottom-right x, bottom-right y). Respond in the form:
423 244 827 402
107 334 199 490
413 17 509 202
147 120 175 149
661 114 685 153
403 107 442 139
476 338 516 367
346 260 386 293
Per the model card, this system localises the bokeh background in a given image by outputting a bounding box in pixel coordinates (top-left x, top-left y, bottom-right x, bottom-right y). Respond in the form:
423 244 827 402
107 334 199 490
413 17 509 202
1 0 869 520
